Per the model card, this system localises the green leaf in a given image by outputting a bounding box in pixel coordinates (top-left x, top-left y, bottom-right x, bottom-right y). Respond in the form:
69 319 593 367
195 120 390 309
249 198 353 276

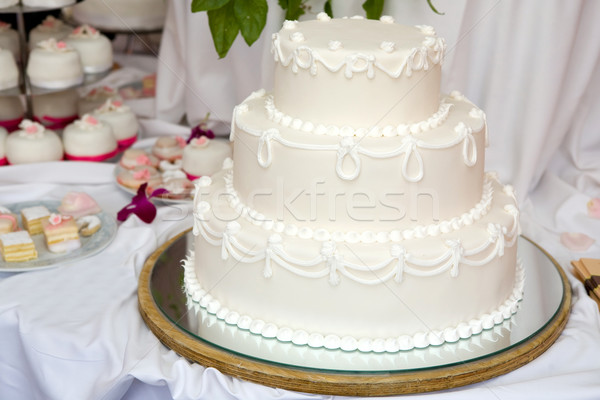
278 0 287 9
362 0 384 19
191 0 231 12
285 0 305 20
233 0 268 46
324 0 333 17
207 1 240 58
426 0 445 15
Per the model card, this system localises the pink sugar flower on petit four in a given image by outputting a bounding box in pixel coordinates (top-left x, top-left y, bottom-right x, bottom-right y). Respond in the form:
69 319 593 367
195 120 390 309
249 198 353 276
112 100 122 107
25 124 38 134
133 169 151 180
83 115 99 125
175 136 186 148
136 154 151 166
560 232 595 252
49 213 62 225
587 198 600 219
56 41 67 49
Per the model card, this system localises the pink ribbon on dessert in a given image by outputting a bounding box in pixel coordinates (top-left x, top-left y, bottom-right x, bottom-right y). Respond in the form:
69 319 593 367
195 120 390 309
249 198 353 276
184 171 201 181
0 157 6 166
64 148 119 162
34 115 78 130
0 117 23 132
117 136 138 150
0 214 18 231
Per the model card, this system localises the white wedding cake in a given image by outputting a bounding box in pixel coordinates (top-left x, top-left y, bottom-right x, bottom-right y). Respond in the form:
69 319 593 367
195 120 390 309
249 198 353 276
183 15 523 353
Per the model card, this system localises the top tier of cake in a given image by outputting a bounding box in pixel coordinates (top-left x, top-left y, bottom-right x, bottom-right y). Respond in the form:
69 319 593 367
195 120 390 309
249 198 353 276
272 14 444 128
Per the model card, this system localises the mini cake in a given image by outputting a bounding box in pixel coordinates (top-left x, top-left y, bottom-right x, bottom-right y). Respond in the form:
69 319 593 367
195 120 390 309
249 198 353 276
20 205 50 235
76 215 101 236
58 192 101 218
42 213 81 253
0 127 7 165
65 25 113 74
0 95 24 132
0 206 17 234
0 47 18 90
28 15 72 50
182 137 232 180
119 148 159 169
32 88 78 130
147 178 194 200
151 136 185 161
92 99 138 150
0 231 37 262
0 21 19 61
78 86 119 116
117 165 161 189
5 120 63 164
62 114 118 161
72 0 166 30
27 38 84 89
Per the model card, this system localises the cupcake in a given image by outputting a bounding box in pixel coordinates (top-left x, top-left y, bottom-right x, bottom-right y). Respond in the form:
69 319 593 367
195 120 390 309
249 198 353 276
5 120 63 164
65 25 113 74
92 99 139 150
62 114 118 161
151 136 185 161
119 148 159 169
182 136 232 179
117 165 161 189
32 88 79 130
28 15 72 50
27 39 84 89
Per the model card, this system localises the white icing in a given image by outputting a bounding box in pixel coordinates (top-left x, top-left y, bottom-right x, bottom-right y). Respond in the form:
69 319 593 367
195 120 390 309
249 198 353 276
184 253 524 352
0 231 33 246
76 215 101 230
21 205 50 221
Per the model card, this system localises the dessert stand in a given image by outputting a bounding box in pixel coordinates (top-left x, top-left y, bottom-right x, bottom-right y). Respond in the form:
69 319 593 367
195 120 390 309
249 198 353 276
138 230 571 396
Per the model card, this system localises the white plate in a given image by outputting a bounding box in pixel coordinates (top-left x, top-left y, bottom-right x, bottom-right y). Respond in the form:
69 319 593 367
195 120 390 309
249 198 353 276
0 200 117 272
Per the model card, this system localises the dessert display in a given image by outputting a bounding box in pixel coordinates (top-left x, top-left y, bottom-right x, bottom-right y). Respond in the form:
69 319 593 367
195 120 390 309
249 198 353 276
26 38 84 89
0 231 37 262
119 148 159 169
0 21 19 61
20 205 50 235
0 127 6 165
58 192 101 218
76 215 101 236
92 99 138 150
116 165 161 189
65 24 113 74
182 137 232 180
182 16 523 353
62 114 118 161
77 86 119 116
28 16 72 50
32 88 78 130
0 47 18 90
41 213 81 253
72 0 167 30
5 120 63 164
0 206 17 234
0 95 24 132
151 136 185 161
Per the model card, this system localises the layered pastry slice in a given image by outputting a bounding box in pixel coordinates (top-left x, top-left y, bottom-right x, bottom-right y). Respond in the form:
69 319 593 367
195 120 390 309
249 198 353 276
42 213 81 253
21 205 50 235
0 231 37 262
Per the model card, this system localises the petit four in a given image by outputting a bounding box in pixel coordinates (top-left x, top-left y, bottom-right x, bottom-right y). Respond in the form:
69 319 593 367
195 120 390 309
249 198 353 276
78 86 119 116
182 137 232 179
0 231 37 262
76 215 101 236
0 205 17 234
92 99 139 150
32 88 78 130
0 47 18 90
42 213 81 253
0 21 19 61
27 39 84 89
58 192 101 218
0 95 24 132
0 127 7 165
62 114 118 161
65 25 113 74
151 136 185 161
5 120 63 165
28 16 72 50
147 178 194 200
20 205 50 235
117 165 161 189
119 148 158 169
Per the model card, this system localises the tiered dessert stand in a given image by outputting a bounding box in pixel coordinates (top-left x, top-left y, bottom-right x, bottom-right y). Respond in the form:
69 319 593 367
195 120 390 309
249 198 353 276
138 230 571 396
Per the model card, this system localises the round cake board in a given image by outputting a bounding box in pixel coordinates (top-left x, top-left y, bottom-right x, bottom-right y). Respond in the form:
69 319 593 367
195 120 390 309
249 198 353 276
138 230 571 396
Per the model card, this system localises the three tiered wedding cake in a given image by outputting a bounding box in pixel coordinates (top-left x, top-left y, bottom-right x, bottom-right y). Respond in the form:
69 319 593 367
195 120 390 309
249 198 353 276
183 14 523 352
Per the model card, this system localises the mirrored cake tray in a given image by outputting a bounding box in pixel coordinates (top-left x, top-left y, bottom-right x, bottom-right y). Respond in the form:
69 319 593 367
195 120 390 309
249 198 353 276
138 230 571 396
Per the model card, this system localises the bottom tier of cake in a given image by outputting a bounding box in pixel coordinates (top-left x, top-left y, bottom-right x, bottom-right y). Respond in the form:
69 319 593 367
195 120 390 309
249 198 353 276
183 166 524 352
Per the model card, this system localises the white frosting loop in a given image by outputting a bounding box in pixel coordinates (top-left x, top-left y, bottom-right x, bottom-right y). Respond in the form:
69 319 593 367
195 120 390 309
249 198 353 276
257 128 279 168
336 137 361 181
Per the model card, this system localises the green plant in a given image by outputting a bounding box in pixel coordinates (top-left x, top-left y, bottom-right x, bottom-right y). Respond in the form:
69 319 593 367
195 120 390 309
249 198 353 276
191 0 443 59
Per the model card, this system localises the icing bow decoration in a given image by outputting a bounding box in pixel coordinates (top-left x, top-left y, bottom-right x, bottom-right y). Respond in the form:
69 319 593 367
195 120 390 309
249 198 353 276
117 183 168 224
187 113 215 144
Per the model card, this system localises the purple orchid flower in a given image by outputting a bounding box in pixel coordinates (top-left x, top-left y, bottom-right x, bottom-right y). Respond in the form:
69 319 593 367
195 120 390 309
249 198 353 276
187 115 215 144
117 183 169 224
